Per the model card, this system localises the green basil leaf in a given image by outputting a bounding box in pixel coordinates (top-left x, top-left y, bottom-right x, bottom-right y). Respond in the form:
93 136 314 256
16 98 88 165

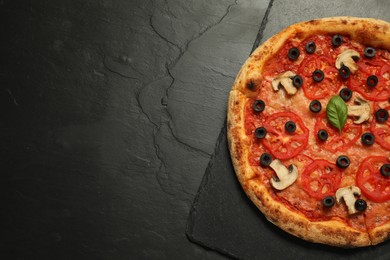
326 95 347 133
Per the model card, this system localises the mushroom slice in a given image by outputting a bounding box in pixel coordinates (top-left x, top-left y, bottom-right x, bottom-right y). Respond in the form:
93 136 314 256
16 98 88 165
347 97 371 124
335 49 360 73
271 71 297 95
270 159 298 190
335 186 361 214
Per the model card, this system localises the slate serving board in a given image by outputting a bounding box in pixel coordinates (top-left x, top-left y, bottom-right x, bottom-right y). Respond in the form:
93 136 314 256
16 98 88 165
186 126 390 259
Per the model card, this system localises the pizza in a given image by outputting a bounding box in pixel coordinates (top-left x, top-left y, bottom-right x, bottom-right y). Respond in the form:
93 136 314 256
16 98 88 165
227 17 390 247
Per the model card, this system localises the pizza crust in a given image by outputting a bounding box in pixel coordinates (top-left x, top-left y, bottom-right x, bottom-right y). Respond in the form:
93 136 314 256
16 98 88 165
227 17 390 247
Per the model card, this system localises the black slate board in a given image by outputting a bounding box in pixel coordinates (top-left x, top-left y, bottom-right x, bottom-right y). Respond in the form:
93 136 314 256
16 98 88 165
186 126 390 259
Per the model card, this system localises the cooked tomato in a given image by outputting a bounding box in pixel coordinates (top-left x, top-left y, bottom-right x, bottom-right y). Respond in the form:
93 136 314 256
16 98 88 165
262 41 300 76
370 102 390 150
297 55 340 100
356 156 390 202
261 112 309 160
301 159 342 200
314 113 362 152
348 58 390 101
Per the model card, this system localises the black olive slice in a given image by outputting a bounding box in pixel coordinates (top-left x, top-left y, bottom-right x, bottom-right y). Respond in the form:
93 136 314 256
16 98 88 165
317 129 328 141
332 35 343 47
364 47 376 58
292 75 303 88
253 100 265 112
354 199 367 212
260 153 273 167
255 127 267 139
285 121 296 133
339 88 352 102
309 100 322 113
312 69 324 82
367 75 378 88
375 109 389 123
361 132 375 146
288 47 300 61
322 196 335 208
339 65 351 79
336 155 350 169
380 164 390 177
305 41 316 54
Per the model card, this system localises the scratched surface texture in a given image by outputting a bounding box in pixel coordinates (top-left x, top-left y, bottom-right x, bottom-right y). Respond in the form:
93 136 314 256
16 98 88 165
1 0 268 259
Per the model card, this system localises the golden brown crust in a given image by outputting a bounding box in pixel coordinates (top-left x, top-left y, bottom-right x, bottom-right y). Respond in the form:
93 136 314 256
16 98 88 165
227 17 390 247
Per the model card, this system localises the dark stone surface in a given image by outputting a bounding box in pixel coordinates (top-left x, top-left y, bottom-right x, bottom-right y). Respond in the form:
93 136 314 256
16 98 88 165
1 0 268 259
187 1 390 259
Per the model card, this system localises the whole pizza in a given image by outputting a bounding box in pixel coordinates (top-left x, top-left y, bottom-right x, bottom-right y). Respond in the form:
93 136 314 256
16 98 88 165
227 17 390 247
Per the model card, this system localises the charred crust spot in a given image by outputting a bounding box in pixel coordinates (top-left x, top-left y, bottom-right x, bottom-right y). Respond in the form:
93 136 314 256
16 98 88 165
307 19 319 25
246 79 256 90
341 20 347 24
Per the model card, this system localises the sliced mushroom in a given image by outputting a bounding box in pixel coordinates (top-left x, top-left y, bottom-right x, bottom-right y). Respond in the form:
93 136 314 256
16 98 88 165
335 186 361 214
347 97 371 124
271 71 297 95
335 49 360 73
270 159 298 190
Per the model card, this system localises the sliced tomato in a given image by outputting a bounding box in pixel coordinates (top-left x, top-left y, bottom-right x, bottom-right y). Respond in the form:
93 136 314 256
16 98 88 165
370 102 390 149
314 113 362 152
348 58 390 101
298 55 341 99
356 156 390 202
261 112 309 160
301 159 342 200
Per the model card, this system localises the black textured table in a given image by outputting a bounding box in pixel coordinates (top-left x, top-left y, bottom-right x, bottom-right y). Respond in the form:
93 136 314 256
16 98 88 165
2 0 389 259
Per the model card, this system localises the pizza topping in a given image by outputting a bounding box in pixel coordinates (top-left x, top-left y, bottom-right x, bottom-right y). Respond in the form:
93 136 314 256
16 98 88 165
301 159 342 200
292 75 303 88
339 88 352 102
312 69 324 82
336 155 350 169
335 49 360 73
335 186 362 215
262 112 309 160
284 121 296 133
305 41 316 54
253 99 265 112
354 199 367 212
347 97 371 124
339 65 351 79
364 47 376 58
271 71 298 95
255 127 267 139
361 132 375 146
375 109 389 123
380 164 390 177
356 156 390 202
260 153 273 167
366 75 378 88
269 159 298 190
331 35 343 47
288 47 300 61
322 196 335 208
309 100 322 113
326 95 347 132
317 129 328 141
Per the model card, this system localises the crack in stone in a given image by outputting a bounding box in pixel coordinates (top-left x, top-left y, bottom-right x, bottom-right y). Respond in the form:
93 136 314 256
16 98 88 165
209 67 235 79
138 0 238 195
5 88 19 106
98 47 141 81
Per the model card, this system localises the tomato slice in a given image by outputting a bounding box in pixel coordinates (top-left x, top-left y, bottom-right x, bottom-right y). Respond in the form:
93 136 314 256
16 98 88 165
298 55 341 99
370 102 390 149
348 58 390 101
262 112 309 160
356 156 390 202
314 113 362 152
301 159 342 200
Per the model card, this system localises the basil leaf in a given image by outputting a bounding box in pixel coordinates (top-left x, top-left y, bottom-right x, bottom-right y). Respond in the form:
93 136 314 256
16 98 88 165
326 95 347 133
